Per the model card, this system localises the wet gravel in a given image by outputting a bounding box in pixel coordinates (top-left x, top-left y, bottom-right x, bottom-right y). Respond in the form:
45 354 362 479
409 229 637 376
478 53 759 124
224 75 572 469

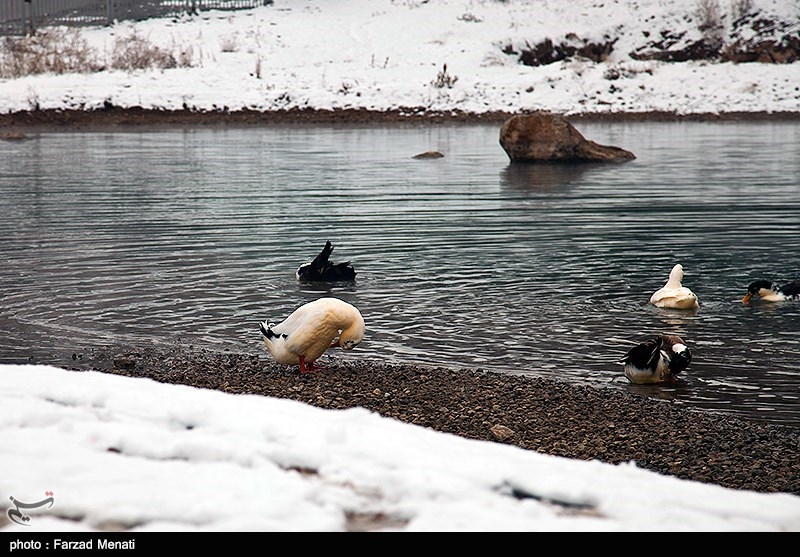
61 342 800 497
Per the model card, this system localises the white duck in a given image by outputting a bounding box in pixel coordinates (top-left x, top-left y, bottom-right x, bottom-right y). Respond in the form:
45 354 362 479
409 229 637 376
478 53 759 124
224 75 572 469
619 334 692 385
259 297 365 374
649 264 699 309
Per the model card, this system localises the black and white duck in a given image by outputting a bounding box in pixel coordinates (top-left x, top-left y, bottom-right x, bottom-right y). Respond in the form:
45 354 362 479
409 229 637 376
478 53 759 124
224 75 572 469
619 334 692 385
742 279 800 303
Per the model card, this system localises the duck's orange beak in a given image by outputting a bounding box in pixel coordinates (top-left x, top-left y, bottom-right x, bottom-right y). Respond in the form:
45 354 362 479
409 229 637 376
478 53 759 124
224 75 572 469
742 293 752 304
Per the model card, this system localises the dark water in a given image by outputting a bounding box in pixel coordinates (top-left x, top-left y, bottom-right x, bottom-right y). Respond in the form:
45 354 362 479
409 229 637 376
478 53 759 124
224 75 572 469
1 121 799 427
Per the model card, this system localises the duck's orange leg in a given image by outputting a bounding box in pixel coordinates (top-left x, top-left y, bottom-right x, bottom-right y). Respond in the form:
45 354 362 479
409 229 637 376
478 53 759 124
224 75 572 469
298 356 322 374
299 356 311 374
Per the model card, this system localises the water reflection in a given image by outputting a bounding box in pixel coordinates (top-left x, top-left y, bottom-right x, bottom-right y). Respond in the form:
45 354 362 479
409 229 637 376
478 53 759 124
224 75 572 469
652 306 700 333
499 162 595 189
624 381 688 401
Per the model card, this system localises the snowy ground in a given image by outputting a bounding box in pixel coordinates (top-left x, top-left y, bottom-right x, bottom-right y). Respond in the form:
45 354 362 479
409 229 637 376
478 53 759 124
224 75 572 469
0 0 798 116
2 364 800 532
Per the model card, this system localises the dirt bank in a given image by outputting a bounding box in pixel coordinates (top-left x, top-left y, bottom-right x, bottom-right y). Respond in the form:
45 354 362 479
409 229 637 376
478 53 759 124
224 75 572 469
2 106 800 134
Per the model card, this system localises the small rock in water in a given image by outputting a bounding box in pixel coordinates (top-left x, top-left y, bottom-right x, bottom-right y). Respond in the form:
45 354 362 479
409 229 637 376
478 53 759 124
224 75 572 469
412 150 444 159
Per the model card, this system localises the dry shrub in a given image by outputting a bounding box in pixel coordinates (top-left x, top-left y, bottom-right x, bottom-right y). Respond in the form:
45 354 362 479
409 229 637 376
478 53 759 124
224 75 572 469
219 34 239 53
109 30 178 71
696 0 725 50
729 0 753 21
0 27 100 78
431 63 458 88
0 26 192 77
175 44 194 67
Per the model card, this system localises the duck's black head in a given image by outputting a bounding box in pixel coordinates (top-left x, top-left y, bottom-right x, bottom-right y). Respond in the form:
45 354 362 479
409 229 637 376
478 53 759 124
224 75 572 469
747 280 774 295
743 280 775 303
669 347 691 375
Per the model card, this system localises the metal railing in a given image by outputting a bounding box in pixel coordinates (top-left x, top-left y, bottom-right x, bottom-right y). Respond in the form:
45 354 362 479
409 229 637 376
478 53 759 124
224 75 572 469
0 1 271 36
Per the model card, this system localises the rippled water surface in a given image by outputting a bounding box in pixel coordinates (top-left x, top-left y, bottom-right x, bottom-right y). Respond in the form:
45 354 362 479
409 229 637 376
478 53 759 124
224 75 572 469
1 121 799 426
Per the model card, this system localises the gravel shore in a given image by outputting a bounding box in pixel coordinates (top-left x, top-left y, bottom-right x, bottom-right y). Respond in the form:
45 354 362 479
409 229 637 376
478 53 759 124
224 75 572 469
63 342 800 497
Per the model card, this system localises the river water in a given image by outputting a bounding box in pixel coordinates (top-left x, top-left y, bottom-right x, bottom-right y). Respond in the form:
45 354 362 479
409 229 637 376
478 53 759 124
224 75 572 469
1 121 799 427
